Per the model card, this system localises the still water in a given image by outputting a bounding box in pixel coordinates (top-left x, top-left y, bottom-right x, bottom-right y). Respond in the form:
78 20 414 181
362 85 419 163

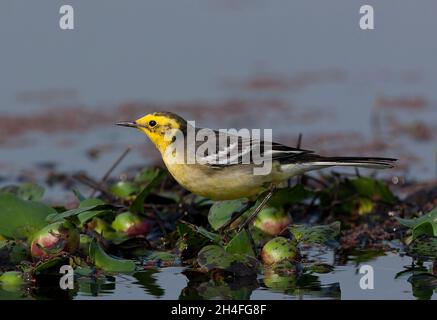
1 1 436 300
1 0 436 186
1 251 434 300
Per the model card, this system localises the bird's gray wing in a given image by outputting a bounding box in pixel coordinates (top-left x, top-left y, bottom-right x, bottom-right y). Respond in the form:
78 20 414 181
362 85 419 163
193 128 313 167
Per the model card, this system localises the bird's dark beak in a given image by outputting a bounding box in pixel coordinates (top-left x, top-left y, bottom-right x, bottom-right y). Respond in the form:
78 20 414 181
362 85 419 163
116 121 139 128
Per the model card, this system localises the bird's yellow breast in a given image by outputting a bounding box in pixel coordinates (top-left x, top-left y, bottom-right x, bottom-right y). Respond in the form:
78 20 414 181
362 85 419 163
163 161 271 200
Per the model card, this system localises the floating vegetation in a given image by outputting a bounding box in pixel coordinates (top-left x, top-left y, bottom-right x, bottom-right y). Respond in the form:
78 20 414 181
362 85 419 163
0 158 436 300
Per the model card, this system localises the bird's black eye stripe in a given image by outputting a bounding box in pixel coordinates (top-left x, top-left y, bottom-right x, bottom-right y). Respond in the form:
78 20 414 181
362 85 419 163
149 120 157 127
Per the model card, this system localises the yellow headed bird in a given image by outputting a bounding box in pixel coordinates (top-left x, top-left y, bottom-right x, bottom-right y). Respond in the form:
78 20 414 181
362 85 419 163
117 112 396 230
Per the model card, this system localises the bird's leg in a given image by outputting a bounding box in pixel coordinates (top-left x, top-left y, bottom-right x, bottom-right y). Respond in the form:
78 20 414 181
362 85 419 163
236 184 276 233
219 200 255 234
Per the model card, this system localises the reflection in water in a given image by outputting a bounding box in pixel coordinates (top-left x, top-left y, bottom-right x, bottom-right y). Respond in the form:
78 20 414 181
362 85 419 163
177 267 340 300
133 270 165 297
1 1 437 300
262 271 340 299
2 254 436 300
180 270 258 300
395 261 437 300
78 276 116 297
408 273 437 300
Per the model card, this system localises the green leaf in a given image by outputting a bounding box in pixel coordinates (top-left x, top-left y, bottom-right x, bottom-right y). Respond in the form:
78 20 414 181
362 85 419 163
197 246 237 270
0 271 24 287
225 230 255 257
76 199 111 225
407 237 437 259
9 242 29 263
46 204 113 223
290 221 341 245
130 170 165 214
0 183 45 201
75 266 94 277
89 240 136 273
78 211 111 226
178 221 221 244
349 177 396 203
134 167 162 184
110 181 139 198
79 198 105 207
208 199 249 231
154 191 180 203
0 193 56 240
197 245 258 276
396 208 437 239
32 257 68 275
269 185 314 207
176 223 214 257
141 251 180 267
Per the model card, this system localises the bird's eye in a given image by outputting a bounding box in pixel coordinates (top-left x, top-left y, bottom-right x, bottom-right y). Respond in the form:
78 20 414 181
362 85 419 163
149 120 157 127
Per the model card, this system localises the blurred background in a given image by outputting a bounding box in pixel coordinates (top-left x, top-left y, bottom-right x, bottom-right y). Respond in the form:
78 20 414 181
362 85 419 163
1 0 436 202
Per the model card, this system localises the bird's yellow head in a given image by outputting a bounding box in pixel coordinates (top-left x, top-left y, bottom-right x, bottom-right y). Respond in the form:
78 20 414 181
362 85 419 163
117 112 187 154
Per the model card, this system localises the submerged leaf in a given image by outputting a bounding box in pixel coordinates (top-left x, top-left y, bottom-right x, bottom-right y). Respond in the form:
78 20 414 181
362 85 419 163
197 245 258 277
307 263 335 274
290 221 341 245
407 237 437 259
141 251 180 267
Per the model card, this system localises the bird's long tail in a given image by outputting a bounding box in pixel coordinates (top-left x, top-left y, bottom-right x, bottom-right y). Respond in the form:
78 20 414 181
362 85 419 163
300 156 397 169
279 155 397 178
